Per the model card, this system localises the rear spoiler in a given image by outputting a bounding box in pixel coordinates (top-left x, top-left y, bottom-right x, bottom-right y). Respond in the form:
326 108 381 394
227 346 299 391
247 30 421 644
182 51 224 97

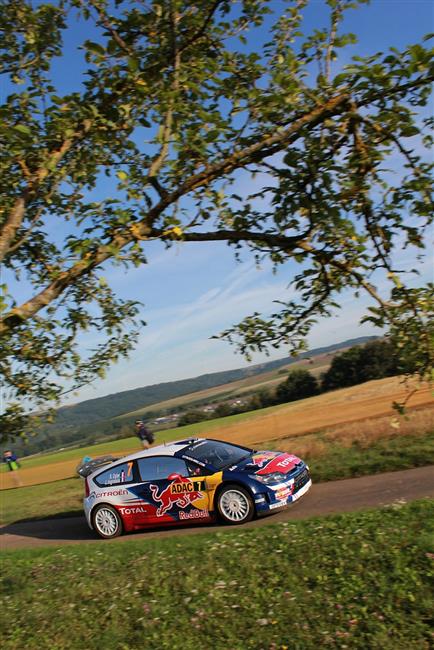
76 455 118 478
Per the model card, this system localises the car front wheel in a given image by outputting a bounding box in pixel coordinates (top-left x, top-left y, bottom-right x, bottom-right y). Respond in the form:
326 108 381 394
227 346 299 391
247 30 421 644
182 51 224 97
92 504 123 539
217 484 254 524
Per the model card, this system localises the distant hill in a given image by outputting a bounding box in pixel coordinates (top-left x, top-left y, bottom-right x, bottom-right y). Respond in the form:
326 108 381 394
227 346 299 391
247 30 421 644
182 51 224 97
10 336 376 456
54 336 376 425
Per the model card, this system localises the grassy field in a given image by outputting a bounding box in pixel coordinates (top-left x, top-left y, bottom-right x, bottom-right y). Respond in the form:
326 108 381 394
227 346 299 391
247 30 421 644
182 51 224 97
0 478 83 525
1 499 433 649
2 426 433 526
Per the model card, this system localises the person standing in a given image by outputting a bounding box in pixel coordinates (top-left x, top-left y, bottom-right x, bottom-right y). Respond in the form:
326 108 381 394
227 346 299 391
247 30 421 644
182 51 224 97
3 450 20 471
2 450 22 486
134 420 154 449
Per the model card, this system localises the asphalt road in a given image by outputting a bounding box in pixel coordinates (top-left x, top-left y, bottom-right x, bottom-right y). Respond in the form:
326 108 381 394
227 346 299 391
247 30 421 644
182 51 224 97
1 465 433 551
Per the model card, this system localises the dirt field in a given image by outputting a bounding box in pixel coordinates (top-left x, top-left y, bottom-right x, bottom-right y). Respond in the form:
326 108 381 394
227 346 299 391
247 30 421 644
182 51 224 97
1 376 432 489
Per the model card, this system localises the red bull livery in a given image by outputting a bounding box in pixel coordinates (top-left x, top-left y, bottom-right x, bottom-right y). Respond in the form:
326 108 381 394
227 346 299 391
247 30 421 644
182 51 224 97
82 438 312 539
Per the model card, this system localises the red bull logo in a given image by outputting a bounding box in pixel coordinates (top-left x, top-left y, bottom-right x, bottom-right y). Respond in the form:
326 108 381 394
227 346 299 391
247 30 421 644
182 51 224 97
248 452 276 467
249 452 300 475
150 473 203 517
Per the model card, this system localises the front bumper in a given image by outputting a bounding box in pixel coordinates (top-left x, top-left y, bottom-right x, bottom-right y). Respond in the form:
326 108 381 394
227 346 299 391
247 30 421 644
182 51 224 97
254 473 312 516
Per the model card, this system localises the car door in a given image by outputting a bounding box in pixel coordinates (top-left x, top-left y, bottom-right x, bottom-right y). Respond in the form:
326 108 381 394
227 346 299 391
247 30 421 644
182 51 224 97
135 456 212 523
93 460 155 528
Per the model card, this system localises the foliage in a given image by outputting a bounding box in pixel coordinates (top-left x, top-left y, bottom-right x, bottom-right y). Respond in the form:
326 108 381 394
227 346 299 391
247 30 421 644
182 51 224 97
2 500 434 649
275 368 319 403
1 0 433 438
177 409 209 426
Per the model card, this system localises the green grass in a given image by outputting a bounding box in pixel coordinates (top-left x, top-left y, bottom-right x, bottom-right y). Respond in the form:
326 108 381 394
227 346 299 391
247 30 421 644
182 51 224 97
0 478 83 525
1 500 433 650
2 429 433 526
304 430 434 482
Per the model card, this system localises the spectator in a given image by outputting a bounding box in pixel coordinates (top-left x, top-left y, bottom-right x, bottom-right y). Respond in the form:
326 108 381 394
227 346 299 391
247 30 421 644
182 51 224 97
3 450 22 486
134 420 155 449
3 450 20 471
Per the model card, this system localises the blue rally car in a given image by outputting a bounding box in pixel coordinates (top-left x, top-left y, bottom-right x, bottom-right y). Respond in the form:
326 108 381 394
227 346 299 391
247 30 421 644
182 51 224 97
82 438 312 539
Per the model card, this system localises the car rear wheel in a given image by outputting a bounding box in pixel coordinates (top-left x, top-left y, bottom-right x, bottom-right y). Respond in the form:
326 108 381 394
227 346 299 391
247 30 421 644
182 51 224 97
217 484 254 524
92 504 123 539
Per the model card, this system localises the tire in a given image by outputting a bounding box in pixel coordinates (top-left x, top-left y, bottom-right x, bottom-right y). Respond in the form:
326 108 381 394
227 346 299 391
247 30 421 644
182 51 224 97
216 484 255 525
92 504 123 539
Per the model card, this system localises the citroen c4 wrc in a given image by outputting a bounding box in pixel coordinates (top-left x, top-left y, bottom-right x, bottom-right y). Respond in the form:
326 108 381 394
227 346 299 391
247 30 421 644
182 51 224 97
81 438 312 539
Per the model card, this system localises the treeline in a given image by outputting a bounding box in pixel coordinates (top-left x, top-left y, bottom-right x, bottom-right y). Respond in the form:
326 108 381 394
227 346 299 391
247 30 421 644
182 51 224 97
177 339 406 425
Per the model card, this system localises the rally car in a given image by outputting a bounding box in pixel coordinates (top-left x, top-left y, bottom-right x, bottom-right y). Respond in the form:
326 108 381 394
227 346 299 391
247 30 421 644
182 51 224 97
82 437 312 539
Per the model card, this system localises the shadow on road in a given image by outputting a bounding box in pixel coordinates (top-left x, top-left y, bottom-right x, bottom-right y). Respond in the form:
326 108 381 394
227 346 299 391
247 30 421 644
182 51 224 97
0 514 228 546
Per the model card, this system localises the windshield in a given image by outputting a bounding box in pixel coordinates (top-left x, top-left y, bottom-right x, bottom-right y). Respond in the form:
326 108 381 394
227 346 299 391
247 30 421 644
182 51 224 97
185 440 253 471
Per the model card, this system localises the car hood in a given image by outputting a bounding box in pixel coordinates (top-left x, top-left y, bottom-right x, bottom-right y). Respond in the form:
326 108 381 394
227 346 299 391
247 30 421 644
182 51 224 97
231 450 302 476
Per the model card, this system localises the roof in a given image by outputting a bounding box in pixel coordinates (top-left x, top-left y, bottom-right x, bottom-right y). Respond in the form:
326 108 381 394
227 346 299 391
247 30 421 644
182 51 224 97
88 437 204 478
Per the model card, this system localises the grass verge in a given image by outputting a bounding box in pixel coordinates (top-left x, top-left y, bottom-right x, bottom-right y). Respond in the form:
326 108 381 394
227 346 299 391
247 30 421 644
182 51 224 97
0 478 82 525
1 429 433 525
1 499 433 650
274 427 434 483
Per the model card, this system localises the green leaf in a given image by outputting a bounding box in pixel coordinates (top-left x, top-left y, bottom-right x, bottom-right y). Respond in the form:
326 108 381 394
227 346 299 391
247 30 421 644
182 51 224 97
13 124 32 136
85 41 106 56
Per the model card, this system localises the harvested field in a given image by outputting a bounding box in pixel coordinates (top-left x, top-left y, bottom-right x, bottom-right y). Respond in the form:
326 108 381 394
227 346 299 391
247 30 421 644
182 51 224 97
1 376 432 489
274 407 434 460
210 376 433 446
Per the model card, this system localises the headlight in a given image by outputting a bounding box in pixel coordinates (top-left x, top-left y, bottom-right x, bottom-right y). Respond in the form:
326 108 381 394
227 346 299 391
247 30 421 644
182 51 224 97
250 472 288 485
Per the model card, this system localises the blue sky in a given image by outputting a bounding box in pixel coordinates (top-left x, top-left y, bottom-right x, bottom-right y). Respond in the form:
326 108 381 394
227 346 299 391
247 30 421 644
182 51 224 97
5 0 434 405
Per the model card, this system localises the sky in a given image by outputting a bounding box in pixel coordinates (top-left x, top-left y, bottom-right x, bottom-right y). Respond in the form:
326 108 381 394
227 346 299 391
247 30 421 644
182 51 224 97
4 0 434 406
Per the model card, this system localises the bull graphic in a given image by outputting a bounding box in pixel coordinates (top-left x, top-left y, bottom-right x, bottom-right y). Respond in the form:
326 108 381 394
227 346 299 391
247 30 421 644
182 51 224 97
150 474 203 517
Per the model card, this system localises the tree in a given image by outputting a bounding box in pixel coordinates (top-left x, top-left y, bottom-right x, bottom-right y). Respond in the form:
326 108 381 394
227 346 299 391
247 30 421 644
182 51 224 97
214 402 233 418
1 0 433 439
177 410 209 427
321 339 401 391
275 368 319 403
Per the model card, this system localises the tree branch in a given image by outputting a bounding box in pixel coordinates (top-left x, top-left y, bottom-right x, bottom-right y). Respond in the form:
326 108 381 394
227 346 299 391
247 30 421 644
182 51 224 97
2 72 432 334
86 0 135 56
177 0 224 54
325 0 342 82
0 123 92 262
147 1 180 180
168 227 312 250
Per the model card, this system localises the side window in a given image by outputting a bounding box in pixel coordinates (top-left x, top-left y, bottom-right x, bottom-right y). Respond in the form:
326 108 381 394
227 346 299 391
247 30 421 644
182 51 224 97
185 460 211 477
95 461 135 487
137 456 189 481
